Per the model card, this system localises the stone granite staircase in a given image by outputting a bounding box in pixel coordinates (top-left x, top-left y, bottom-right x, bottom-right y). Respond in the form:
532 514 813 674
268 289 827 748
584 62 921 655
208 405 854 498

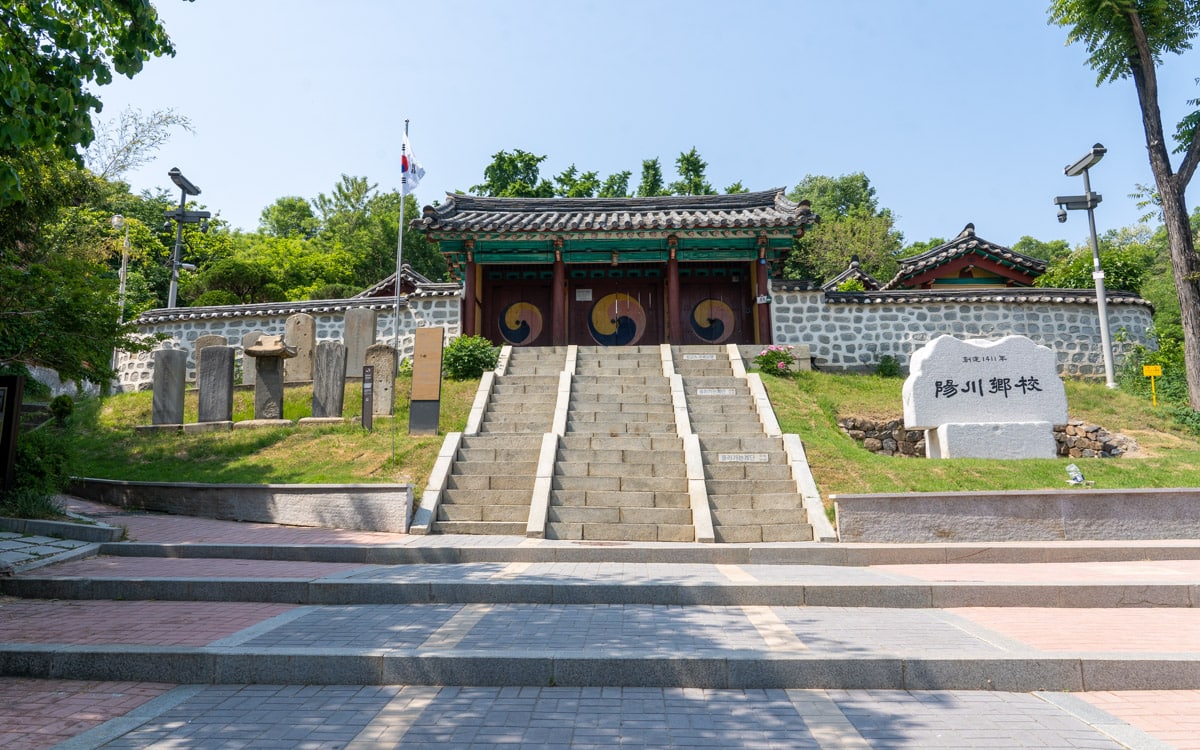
420 344 816 543
548 347 692 542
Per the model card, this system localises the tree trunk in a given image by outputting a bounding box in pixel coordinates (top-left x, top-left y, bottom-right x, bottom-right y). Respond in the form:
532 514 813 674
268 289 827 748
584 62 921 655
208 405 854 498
1127 11 1200 410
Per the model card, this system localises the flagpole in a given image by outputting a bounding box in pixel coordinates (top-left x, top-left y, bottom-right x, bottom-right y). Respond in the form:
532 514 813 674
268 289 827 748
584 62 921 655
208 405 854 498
391 119 409 460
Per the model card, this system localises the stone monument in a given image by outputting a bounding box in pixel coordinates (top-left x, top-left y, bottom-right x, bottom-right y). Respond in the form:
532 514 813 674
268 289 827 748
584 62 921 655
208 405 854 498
344 307 377 378
301 340 347 424
193 345 235 431
242 334 296 425
284 313 316 383
364 343 397 417
150 349 187 427
902 335 1067 459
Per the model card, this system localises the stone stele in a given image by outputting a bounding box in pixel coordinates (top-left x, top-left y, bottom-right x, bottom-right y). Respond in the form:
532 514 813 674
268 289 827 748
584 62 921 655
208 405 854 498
902 335 1067 459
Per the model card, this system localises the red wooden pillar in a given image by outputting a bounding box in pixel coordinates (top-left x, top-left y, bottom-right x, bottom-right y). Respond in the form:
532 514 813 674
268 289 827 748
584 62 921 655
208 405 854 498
755 243 772 345
552 241 566 345
462 248 477 337
667 238 681 344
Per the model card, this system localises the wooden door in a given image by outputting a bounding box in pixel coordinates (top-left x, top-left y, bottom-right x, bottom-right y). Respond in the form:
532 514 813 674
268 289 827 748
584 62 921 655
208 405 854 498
569 279 662 346
483 284 553 347
678 278 753 345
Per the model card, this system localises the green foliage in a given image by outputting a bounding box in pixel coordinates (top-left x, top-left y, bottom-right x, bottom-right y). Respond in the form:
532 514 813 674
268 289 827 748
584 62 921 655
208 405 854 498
1011 235 1072 262
724 181 749 194
836 278 866 292
598 171 631 198
1048 0 1200 85
1164 403 1200 436
48 394 74 425
8 426 75 499
0 487 63 519
191 289 241 307
84 107 193 180
896 237 947 259
668 147 716 196
1035 228 1155 292
0 0 176 204
875 355 902 378
637 158 668 197
471 149 554 197
309 284 357 301
1117 332 1191 405
259 196 319 238
753 345 799 376
782 173 903 282
442 335 499 380
554 165 601 197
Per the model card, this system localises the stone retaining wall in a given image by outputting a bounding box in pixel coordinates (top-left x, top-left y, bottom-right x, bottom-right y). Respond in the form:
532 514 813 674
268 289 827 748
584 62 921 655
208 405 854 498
771 285 1154 377
69 478 414 533
838 417 1136 458
834 487 1200 542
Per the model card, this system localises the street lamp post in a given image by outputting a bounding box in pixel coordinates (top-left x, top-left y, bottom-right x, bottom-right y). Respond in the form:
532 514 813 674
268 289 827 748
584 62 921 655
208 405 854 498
165 167 211 308
1055 143 1116 389
111 215 130 323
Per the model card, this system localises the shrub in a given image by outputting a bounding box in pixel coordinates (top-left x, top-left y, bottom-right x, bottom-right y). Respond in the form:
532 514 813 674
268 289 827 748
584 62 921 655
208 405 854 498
0 488 63 519
191 290 241 307
49 394 74 425
1 427 75 518
442 335 499 380
836 278 866 292
875 355 902 378
753 345 798 377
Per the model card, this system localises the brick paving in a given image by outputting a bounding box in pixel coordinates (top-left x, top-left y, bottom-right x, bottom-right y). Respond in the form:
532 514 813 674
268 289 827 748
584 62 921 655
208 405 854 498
2 499 1196 748
0 679 173 750
0 599 295 646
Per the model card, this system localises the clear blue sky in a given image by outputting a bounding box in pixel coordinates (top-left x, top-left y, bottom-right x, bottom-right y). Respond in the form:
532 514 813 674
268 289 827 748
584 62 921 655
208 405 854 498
96 0 1200 250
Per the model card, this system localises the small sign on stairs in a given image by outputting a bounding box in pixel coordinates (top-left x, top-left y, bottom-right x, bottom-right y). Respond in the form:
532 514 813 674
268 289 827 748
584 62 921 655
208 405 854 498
697 388 737 396
718 453 769 462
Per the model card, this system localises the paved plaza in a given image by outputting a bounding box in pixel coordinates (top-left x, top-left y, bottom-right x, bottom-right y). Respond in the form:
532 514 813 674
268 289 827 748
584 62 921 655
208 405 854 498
1 498 1198 748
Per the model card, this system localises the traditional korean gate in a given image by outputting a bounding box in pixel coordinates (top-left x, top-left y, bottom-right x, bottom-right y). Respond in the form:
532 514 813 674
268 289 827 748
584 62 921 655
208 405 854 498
569 279 663 346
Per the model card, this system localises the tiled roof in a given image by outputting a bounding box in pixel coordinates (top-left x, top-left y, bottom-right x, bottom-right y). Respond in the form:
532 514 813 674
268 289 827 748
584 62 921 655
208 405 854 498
355 264 460 299
881 224 1047 290
416 189 818 235
773 281 1153 308
821 255 882 291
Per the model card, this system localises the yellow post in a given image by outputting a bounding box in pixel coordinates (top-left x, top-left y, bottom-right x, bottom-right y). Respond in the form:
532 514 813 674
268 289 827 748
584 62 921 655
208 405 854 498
1143 364 1162 407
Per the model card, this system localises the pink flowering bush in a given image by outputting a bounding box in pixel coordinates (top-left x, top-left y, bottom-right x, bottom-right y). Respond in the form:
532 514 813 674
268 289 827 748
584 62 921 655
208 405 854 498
753 345 797 377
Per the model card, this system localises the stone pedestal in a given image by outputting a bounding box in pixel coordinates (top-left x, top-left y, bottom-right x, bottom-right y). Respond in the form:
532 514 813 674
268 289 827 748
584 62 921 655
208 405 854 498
151 349 187 425
244 335 297 422
240 331 266 385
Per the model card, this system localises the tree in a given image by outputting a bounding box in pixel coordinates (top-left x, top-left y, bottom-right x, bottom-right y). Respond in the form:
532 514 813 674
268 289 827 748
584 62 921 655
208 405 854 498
669 147 716 196
1050 0 1200 408
553 165 601 198
1011 235 1072 262
471 149 553 197
259 196 319 239
897 237 949 259
0 1 177 204
0 151 154 387
636 159 668 197
84 107 193 180
724 181 749 194
783 173 904 282
1035 226 1156 292
598 170 632 198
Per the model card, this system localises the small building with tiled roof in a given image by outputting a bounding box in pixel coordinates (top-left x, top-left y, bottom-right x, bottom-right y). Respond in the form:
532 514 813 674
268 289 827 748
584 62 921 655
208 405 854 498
821 255 883 292
416 189 818 347
882 223 1046 291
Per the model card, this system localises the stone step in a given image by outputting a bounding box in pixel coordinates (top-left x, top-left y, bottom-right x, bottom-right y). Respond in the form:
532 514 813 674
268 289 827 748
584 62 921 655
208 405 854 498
561 435 682 451
697 436 783 452
478 420 553 434
554 448 673 464
483 403 556 415
705 493 804 510
435 520 528 535
496 374 560 386
565 422 677 435
456 447 543 463
688 423 767 436
546 522 695 543
553 475 687 493
445 474 536 492
491 383 559 395
569 392 673 405
555 461 686 478
711 508 806 527
702 463 793 481
504 366 565 376
550 490 690 509
688 412 762 423
451 459 539 477
706 478 798 495
437 502 530 523
441 488 534 506
567 404 673 417
460 434 544 450
713 523 814 543
573 375 667 387
548 506 692 526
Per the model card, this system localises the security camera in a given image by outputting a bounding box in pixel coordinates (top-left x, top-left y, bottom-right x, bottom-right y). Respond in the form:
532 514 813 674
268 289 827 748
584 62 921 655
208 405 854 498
1057 207 1068 223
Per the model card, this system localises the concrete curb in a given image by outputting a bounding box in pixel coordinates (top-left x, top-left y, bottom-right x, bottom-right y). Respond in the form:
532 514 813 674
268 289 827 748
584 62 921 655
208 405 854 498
3 644 1198 690
410 432 462 534
0 515 122 544
5 576 1196 608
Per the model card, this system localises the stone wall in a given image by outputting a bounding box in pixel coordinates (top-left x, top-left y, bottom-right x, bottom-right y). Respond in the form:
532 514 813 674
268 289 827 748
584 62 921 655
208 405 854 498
771 285 1154 378
116 295 459 391
838 417 1137 459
